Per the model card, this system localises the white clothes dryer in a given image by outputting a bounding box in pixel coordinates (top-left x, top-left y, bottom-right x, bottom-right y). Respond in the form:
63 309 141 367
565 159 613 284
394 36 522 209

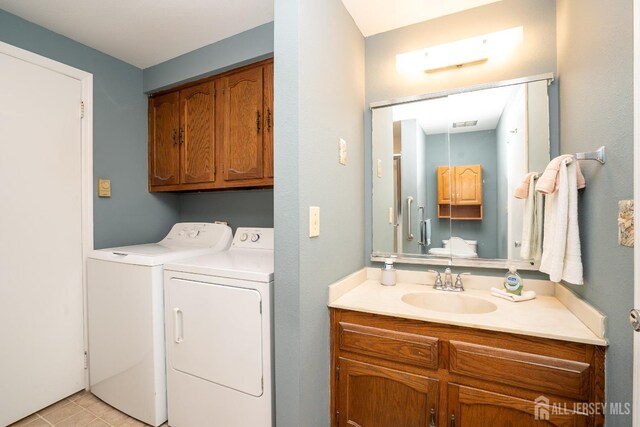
87 222 232 426
163 227 274 427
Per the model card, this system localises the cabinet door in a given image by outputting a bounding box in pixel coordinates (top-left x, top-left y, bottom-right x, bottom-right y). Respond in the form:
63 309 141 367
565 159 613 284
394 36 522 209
337 358 438 427
179 81 216 184
222 66 264 182
437 166 451 204
453 165 482 205
447 384 587 427
148 92 180 186
263 62 274 179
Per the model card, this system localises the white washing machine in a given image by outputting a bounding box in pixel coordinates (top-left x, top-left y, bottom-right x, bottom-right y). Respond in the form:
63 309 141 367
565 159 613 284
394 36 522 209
163 227 274 427
87 222 233 427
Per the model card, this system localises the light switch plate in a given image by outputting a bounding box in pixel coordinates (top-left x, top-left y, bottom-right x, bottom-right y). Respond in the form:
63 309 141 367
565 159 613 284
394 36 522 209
309 206 320 237
98 178 111 197
339 138 347 165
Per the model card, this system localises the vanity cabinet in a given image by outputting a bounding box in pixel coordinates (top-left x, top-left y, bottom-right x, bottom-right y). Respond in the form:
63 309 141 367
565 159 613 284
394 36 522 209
330 309 605 427
148 59 273 192
437 165 483 220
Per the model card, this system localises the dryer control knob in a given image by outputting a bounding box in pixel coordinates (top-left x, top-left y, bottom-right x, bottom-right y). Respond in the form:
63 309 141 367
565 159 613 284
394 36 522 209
240 233 249 242
251 233 260 243
188 230 200 238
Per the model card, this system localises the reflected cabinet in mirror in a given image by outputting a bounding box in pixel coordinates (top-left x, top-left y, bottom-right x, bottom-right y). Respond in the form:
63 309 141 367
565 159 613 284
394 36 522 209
371 74 554 270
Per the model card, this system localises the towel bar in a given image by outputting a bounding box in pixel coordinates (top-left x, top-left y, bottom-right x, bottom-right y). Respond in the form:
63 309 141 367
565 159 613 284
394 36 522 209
573 146 606 164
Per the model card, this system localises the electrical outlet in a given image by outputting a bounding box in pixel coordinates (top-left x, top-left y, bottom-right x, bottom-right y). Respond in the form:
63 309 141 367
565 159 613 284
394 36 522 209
339 138 347 165
309 206 320 237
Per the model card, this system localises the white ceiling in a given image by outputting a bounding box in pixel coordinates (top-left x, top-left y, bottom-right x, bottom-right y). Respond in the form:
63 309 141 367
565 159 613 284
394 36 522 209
341 0 503 37
0 0 501 69
393 85 519 135
0 0 274 68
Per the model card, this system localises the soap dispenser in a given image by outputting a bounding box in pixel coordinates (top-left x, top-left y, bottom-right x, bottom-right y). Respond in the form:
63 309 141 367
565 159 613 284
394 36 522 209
380 257 396 286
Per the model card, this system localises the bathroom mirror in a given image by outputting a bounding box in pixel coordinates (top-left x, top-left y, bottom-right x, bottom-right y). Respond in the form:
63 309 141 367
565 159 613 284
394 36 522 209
371 74 553 270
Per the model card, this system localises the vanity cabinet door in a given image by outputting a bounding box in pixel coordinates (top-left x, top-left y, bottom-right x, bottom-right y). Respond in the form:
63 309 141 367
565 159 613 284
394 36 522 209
337 358 438 427
437 166 452 204
447 384 587 427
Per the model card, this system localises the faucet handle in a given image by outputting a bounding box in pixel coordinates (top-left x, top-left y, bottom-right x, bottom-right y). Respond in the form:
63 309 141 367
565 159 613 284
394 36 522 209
428 270 443 290
453 272 470 292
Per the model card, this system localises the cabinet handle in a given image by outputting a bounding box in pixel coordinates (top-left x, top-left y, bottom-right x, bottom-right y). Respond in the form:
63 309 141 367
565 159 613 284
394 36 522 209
450 414 455 427
179 128 184 145
267 108 272 131
429 408 436 427
172 129 177 146
256 111 261 133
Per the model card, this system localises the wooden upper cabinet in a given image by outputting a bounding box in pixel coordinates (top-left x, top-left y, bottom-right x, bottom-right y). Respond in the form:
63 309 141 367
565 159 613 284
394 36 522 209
437 164 482 219
180 81 216 184
221 66 264 182
149 92 180 186
263 62 274 179
437 166 452 204
148 59 274 192
454 165 482 205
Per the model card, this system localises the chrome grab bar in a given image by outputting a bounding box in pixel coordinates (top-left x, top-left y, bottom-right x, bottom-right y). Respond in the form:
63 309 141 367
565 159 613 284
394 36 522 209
406 196 414 241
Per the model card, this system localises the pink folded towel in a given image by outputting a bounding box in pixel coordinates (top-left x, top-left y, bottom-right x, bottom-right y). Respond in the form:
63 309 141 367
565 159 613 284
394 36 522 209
535 154 586 195
514 172 539 199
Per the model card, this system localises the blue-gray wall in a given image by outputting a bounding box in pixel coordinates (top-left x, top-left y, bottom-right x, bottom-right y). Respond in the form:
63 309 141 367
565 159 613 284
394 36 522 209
364 0 557 265
274 0 365 424
425 131 499 259
0 9 180 249
557 1 633 425
143 22 274 93
178 190 273 232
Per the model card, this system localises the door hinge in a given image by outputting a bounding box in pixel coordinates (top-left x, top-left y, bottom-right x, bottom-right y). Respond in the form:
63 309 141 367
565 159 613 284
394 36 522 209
80 101 85 119
336 365 340 380
84 351 88 370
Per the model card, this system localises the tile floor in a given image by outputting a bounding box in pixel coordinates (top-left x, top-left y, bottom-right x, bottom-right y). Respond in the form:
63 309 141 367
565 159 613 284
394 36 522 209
8 390 169 427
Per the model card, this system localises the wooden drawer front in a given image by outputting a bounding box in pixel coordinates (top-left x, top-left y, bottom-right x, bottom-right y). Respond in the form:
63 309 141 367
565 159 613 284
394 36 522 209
449 341 590 400
339 322 438 369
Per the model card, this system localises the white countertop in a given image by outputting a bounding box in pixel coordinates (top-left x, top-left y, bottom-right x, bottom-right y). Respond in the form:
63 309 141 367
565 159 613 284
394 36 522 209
328 268 607 346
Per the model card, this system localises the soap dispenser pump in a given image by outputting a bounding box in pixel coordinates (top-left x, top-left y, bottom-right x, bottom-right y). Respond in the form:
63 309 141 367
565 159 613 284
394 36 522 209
381 257 396 286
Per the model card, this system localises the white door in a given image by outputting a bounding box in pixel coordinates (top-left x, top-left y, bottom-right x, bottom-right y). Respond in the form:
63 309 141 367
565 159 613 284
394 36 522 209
0 44 92 426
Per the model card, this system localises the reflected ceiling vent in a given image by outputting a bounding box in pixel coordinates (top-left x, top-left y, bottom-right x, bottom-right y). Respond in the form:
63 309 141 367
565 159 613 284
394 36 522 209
452 120 478 128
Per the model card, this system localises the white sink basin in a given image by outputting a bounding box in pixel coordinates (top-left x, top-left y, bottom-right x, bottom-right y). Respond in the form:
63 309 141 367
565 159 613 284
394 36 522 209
401 292 498 314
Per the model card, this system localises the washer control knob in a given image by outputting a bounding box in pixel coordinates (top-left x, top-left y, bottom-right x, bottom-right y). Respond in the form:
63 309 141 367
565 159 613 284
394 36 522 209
251 233 260 243
179 230 186 237
240 233 249 242
188 230 199 238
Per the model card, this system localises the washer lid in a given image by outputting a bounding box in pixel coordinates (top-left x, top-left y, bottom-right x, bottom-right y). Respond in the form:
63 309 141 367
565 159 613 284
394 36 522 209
165 249 274 282
88 244 224 266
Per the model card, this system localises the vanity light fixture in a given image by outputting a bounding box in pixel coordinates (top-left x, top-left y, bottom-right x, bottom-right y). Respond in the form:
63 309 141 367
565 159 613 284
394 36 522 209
396 26 523 74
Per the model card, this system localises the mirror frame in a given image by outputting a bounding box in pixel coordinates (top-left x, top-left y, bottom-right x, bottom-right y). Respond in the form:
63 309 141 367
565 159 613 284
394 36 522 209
370 72 554 270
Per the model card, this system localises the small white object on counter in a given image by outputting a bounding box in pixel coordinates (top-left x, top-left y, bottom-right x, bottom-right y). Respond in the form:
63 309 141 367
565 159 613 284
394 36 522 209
380 258 396 286
490 287 536 302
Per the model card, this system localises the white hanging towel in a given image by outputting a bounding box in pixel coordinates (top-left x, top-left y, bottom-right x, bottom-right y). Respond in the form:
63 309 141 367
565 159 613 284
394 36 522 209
520 174 543 261
539 157 584 284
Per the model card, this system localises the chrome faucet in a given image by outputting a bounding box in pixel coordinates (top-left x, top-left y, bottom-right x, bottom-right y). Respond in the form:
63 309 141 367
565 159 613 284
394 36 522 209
453 272 470 292
443 268 453 290
429 269 469 292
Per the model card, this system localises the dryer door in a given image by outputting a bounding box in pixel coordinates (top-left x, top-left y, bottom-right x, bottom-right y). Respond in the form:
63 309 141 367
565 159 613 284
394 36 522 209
166 278 263 397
